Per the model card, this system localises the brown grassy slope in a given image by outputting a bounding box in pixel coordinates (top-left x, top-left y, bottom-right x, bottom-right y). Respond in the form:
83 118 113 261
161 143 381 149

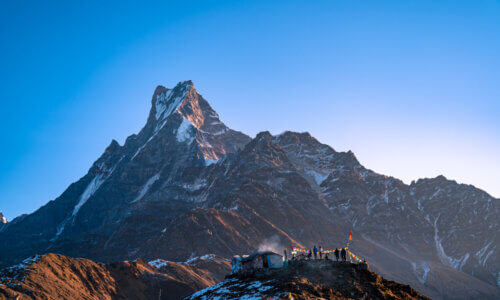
0 253 230 300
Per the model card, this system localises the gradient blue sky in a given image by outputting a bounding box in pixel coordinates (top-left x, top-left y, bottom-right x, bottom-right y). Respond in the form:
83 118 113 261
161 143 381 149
1 0 499 220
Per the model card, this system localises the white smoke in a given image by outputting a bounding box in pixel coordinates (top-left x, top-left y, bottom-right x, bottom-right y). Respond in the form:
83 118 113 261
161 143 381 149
257 235 285 255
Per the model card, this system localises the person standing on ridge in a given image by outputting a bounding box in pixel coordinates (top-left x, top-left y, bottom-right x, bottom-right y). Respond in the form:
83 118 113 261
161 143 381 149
313 245 318 260
341 248 347 262
334 248 340 261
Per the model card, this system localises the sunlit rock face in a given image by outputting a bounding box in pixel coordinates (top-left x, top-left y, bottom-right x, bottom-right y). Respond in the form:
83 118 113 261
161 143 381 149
0 81 498 299
0 211 6 224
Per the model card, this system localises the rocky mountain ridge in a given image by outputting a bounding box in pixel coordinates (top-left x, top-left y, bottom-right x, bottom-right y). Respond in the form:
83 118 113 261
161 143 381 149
0 81 498 299
0 253 230 300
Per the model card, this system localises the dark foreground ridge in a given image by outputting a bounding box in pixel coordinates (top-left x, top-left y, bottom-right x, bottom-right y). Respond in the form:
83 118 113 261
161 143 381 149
187 260 430 300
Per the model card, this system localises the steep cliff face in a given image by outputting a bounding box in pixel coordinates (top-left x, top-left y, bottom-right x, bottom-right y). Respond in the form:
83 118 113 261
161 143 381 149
0 81 498 299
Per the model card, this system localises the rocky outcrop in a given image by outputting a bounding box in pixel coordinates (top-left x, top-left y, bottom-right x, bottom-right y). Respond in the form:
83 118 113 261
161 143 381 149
188 260 430 300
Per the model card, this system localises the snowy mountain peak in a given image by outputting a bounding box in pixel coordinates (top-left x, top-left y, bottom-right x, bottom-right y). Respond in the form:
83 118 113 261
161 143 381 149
153 81 194 121
0 211 7 224
149 80 216 131
178 79 194 88
130 81 250 162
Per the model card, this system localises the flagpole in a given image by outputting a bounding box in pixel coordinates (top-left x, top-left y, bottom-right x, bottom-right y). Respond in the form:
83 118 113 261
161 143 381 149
346 229 352 248
346 229 352 262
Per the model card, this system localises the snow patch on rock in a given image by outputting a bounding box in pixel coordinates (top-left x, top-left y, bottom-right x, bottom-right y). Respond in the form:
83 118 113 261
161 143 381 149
187 278 273 300
72 174 107 217
176 118 195 143
482 248 495 267
182 254 227 266
411 262 430 284
132 172 161 203
82 161 121 214
0 255 41 288
366 195 378 215
434 216 470 271
72 160 120 217
306 170 329 185
155 83 190 121
131 83 193 160
131 133 158 160
205 158 219 166
148 259 169 269
187 279 234 299
182 179 207 191
476 240 494 267
53 159 120 241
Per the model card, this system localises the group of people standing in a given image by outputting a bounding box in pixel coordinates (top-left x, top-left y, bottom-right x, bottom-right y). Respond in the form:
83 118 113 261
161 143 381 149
287 245 348 262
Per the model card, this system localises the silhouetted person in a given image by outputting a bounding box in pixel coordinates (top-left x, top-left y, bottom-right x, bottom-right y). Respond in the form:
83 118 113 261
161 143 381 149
313 245 318 260
307 249 312 260
284 248 287 260
334 248 340 261
325 252 329 260
319 246 323 259
341 248 347 262
359 259 369 270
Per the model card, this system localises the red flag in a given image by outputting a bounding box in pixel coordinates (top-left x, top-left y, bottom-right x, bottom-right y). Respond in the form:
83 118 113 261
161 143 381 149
349 230 352 241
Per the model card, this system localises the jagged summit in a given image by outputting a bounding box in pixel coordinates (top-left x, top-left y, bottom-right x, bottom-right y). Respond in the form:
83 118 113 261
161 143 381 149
153 81 193 121
137 81 250 161
148 80 204 127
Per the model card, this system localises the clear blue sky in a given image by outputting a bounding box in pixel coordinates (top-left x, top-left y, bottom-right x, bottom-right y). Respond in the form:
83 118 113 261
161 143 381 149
1 0 499 220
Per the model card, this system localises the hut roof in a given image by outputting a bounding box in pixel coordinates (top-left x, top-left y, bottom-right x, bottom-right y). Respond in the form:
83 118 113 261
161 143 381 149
242 251 282 262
